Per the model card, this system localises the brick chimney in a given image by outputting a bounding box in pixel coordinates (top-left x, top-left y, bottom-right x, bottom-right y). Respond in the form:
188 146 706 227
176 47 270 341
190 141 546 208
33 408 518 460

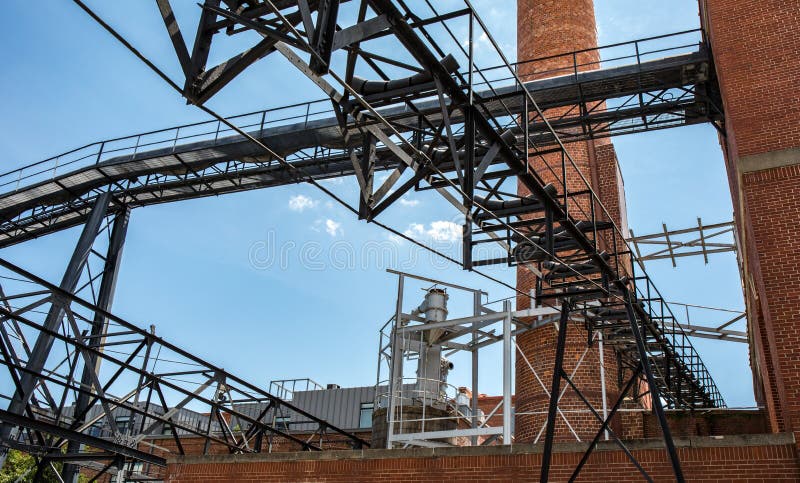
515 0 631 442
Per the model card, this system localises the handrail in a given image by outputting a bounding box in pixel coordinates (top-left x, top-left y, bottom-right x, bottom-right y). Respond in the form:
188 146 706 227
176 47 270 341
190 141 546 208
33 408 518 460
0 29 705 196
0 22 721 406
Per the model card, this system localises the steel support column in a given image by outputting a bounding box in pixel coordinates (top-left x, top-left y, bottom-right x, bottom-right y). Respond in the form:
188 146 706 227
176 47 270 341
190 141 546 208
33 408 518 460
623 293 685 482
62 205 130 483
0 192 111 466
502 300 513 444
385 273 404 448
540 299 571 483
471 291 480 445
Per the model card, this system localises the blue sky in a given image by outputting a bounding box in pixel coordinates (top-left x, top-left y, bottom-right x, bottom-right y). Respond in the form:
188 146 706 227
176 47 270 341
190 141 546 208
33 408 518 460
0 1 752 407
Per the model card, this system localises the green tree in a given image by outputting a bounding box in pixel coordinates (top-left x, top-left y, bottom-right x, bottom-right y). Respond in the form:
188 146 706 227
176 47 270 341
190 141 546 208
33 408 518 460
0 449 63 483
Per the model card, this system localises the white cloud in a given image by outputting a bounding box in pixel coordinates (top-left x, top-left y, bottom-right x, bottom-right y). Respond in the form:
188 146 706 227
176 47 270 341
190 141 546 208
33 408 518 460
404 223 425 238
402 221 462 243
324 219 342 237
288 194 317 212
399 198 420 207
387 234 404 245
427 221 462 242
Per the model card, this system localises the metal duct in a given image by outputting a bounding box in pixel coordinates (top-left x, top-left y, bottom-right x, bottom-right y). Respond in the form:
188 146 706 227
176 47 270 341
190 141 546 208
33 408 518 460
350 54 460 96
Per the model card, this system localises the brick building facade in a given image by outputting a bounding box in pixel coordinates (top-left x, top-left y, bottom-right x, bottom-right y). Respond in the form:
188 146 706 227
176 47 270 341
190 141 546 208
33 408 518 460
701 0 800 447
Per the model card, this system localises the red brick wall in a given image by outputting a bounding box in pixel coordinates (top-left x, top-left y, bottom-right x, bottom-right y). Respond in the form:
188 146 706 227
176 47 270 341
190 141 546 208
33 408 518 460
515 0 630 443
165 436 800 482
79 431 374 481
704 0 800 444
704 1 800 157
740 166 800 438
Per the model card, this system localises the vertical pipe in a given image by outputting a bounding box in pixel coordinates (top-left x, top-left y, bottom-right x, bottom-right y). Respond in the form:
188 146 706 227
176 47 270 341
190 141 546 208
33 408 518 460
386 274 404 449
502 300 513 445
471 291 480 446
598 331 609 441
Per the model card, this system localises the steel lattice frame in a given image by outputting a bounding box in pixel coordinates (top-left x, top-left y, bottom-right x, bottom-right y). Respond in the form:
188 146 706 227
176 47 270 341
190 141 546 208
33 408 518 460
0 254 367 481
0 1 731 482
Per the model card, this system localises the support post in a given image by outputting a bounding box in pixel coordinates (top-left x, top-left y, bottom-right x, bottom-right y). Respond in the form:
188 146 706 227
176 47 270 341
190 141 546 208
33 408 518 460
540 299 571 483
62 206 130 483
623 291 685 483
385 274 404 449
598 330 609 441
462 109 475 269
0 192 112 463
471 291 480 446
502 300 512 444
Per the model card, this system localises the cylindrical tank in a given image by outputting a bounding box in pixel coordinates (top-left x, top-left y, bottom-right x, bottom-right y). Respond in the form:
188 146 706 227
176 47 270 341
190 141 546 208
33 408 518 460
416 288 450 405
421 288 448 324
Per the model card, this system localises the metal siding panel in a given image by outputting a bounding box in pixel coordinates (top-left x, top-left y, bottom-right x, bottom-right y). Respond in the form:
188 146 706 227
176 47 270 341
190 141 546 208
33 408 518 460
313 391 326 432
274 385 382 432
344 388 356 429
332 390 343 429
294 393 306 432
345 388 356 428
353 386 363 429
295 392 307 432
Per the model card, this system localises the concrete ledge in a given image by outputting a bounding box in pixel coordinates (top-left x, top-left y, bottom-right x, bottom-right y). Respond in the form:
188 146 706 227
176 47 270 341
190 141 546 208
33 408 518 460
168 433 796 465
739 147 800 173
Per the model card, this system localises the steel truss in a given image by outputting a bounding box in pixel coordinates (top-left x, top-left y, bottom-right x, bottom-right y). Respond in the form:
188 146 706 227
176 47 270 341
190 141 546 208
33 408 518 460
0 244 366 481
627 219 736 265
0 1 729 481
0 29 718 248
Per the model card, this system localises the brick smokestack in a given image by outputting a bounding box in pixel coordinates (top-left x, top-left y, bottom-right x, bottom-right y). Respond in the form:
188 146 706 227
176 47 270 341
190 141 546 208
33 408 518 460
515 0 631 442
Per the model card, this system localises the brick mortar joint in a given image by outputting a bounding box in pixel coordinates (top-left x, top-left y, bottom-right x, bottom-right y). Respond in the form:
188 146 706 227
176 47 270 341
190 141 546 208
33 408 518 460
168 433 796 465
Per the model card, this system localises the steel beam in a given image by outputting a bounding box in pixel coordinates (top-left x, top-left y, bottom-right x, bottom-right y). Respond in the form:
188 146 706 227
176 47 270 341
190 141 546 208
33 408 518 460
502 300 512 444
0 191 111 466
156 0 191 77
623 292 685 482
309 0 341 74
540 300 571 483
62 206 130 483
0 254 369 474
0 408 165 467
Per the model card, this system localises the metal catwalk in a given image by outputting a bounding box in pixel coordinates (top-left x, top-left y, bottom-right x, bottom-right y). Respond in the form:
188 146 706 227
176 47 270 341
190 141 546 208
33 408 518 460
0 1 727 481
0 32 716 248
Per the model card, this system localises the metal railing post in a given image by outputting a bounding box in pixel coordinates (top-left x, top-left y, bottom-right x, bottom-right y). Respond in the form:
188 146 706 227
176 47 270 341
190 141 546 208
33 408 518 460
172 127 181 151
96 142 105 165
260 110 267 137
